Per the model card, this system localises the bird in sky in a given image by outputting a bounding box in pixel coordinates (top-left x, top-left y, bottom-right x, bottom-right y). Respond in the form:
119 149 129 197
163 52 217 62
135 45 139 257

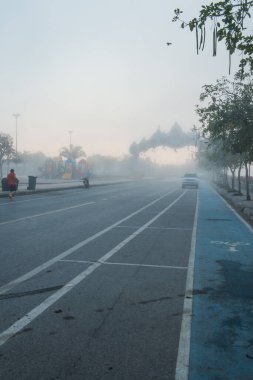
166 42 172 46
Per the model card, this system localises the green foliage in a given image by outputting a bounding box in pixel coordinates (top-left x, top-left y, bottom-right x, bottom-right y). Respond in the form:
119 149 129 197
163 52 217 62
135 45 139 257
196 74 253 173
0 133 15 177
60 145 86 161
0 133 15 163
196 74 253 199
173 1 253 73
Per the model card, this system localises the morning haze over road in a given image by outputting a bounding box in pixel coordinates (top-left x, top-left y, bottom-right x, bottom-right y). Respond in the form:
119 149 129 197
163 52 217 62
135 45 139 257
1 178 253 379
1 0 253 379
0 180 196 379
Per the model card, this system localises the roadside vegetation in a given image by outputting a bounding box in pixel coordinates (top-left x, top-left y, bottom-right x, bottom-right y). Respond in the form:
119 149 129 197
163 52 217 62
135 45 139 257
173 0 253 74
0 133 181 181
196 74 253 200
173 1 253 200
0 133 15 178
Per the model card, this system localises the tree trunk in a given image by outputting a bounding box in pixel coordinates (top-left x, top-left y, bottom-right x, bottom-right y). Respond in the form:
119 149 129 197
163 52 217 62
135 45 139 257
245 162 251 201
230 168 235 191
238 163 242 194
224 167 229 188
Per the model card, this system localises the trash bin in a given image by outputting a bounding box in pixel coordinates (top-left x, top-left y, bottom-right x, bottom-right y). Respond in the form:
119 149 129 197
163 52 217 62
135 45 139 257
83 177 90 189
27 176 37 190
1 178 9 191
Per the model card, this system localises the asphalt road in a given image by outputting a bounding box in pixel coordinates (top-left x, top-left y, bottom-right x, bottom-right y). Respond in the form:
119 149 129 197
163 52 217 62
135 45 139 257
0 179 197 380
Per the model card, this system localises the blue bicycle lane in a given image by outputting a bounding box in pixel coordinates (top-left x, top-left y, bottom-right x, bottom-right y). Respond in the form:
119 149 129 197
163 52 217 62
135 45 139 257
189 182 253 380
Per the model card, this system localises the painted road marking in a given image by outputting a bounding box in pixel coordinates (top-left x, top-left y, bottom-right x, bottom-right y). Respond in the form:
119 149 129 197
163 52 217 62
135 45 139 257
210 240 250 252
0 188 180 295
0 189 88 206
0 185 137 206
0 196 51 206
0 190 186 347
60 259 188 270
175 195 198 380
116 225 192 231
0 201 96 226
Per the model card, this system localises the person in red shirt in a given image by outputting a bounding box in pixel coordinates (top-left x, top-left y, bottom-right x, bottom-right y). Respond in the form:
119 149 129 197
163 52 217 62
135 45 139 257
7 169 18 200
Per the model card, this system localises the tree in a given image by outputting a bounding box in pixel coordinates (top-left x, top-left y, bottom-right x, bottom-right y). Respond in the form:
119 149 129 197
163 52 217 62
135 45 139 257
18 151 48 175
196 75 253 199
0 133 15 177
173 1 253 73
59 145 86 161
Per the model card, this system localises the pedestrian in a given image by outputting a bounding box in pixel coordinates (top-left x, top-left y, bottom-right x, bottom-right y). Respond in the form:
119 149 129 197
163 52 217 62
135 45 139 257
7 169 18 200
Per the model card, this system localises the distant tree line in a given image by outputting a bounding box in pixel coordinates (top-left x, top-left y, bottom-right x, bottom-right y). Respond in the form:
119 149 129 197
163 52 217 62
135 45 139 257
129 123 195 156
0 134 183 180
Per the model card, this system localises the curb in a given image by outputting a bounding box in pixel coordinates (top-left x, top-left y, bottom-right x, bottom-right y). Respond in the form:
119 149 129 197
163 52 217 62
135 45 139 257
241 207 253 220
214 184 253 221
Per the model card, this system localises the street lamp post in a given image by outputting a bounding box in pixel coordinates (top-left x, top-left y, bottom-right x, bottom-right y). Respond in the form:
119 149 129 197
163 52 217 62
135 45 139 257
13 113 20 156
68 130 73 148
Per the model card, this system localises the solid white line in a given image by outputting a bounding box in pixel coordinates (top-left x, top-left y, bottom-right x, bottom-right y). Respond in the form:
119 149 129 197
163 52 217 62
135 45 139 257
0 196 49 206
60 259 188 270
0 201 96 226
175 194 199 380
116 225 192 231
0 188 90 206
0 189 91 206
0 262 101 347
0 190 186 347
0 189 178 295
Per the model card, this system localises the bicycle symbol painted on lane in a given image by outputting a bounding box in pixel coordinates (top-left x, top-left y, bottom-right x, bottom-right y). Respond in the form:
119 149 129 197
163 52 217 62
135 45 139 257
210 241 250 252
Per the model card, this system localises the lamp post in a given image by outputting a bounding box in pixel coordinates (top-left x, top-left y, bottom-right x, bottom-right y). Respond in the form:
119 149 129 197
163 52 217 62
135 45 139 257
13 113 20 156
68 130 73 148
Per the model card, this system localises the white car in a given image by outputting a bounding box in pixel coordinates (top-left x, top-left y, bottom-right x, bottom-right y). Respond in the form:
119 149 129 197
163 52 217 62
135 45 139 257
182 173 198 189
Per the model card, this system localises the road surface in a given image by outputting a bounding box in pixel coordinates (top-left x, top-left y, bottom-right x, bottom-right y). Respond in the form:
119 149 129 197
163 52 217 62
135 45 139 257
0 179 196 380
1 179 253 379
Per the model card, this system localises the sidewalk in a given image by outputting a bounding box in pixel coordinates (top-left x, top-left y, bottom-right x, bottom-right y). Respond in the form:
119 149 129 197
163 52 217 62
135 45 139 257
214 184 253 225
0 177 131 198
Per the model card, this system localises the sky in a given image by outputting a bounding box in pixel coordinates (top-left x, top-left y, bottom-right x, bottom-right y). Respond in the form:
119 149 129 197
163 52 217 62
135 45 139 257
0 0 240 165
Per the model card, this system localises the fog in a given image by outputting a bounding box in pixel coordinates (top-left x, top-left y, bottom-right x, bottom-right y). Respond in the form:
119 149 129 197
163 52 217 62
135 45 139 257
2 148 197 182
1 121 197 179
0 0 238 170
